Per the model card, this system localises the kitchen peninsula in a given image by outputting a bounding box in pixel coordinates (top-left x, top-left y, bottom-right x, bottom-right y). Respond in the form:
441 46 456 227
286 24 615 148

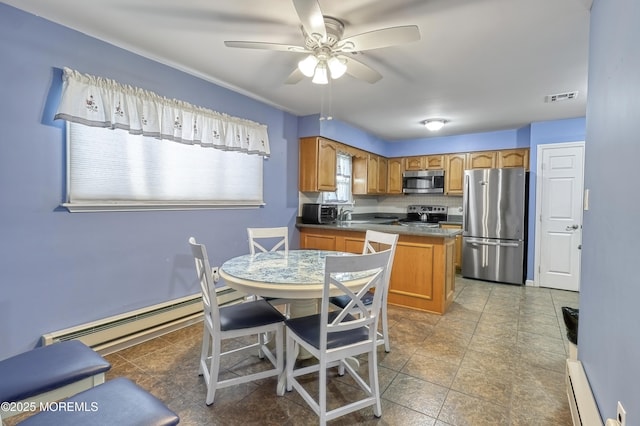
297 221 460 315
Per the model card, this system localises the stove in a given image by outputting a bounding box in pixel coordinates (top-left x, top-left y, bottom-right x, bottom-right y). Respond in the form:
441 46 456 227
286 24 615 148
399 205 447 227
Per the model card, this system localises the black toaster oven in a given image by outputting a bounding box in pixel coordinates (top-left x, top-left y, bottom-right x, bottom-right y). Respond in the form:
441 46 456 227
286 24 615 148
301 203 338 224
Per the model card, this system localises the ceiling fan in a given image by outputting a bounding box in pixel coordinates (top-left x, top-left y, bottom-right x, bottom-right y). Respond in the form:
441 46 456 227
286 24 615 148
224 0 421 84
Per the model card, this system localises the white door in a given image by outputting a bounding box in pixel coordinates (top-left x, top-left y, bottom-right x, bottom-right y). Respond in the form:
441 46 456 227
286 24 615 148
535 142 585 291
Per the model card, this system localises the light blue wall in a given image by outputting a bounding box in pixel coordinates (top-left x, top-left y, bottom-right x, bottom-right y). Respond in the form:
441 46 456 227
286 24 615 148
299 114 389 156
0 4 299 358
579 0 640 422
391 128 529 157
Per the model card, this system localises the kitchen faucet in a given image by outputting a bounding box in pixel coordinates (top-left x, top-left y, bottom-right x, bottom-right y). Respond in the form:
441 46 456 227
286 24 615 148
338 207 353 221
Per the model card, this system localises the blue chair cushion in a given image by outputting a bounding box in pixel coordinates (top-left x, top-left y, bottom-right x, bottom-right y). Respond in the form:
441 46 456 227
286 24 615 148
0 340 111 402
329 292 374 309
18 377 179 426
285 311 370 350
219 299 285 331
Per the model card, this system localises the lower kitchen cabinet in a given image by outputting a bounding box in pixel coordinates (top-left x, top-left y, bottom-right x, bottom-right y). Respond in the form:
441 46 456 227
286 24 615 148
440 223 462 270
299 231 337 251
299 226 455 314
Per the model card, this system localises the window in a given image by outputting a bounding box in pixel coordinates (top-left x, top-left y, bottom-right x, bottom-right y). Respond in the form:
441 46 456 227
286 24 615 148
322 153 353 205
64 123 264 212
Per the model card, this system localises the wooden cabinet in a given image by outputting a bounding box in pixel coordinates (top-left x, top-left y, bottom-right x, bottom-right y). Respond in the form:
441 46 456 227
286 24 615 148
440 224 462 270
298 137 337 192
377 157 388 193
299 230 337 251
366 155 379 193
404 155 444 171
404 156 424 171
387 158 404 194
299 136 530 195
425 155 445 169
354 154 387 195
445 154 466 195
467 151 497 169
299 227 456 314
497 148 529 170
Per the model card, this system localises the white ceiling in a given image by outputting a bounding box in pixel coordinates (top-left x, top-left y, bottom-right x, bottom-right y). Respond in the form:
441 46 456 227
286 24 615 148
4 0 591 141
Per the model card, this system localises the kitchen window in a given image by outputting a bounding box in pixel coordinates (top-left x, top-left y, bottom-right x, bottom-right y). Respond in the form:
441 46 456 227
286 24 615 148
322 153 353 205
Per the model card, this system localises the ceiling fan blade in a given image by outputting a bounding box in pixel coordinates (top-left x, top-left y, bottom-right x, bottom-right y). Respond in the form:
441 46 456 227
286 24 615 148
338 25 420 52
224 41 309 53
344 57 382 83
292 0 326 43
284 68 304 84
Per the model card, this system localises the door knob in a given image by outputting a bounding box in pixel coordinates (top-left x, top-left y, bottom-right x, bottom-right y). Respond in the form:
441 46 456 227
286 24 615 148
566 224 579 231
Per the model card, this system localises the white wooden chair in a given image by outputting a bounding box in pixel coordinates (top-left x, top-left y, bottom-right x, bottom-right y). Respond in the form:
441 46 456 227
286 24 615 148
188 237 285 405
285 249 392 425
247 227 291 316
247 226 289 255
330 230 399 352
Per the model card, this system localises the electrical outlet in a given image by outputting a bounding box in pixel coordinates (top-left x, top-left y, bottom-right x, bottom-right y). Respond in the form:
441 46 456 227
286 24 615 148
617 401 626 426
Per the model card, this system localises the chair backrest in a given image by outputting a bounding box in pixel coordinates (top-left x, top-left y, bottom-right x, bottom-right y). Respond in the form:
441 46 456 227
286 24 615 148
188 237 220 330
362 230 399 292
320 250 392 352
247 227 289 255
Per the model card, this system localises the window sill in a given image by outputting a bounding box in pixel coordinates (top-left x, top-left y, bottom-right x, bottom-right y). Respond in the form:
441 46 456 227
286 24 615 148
61 201 265 212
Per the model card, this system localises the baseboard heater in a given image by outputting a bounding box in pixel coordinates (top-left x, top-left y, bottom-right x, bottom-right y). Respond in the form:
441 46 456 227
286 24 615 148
41 285 244 355
566 359 603 426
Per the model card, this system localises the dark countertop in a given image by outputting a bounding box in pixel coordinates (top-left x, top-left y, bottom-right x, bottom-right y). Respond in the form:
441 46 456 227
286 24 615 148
296 220 462 238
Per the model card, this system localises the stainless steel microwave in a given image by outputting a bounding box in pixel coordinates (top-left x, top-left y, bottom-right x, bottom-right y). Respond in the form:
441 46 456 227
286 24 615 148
402 170 445 194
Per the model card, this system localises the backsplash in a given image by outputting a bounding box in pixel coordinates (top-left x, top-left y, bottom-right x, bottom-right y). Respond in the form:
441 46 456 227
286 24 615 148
298 192 463 215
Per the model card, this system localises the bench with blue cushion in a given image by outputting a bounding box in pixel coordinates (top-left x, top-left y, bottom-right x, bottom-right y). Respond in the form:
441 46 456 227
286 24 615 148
0 340 111 421
17 377 179 425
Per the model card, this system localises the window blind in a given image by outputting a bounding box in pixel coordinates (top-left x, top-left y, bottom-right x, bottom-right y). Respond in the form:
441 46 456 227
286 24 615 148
64 123 264 211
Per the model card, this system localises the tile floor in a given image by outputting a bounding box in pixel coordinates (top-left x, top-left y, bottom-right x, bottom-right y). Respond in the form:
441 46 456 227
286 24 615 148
16 276 579 425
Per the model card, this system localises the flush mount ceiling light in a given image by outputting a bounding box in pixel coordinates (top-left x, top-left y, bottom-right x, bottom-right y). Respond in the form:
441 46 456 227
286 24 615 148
423 119 447 131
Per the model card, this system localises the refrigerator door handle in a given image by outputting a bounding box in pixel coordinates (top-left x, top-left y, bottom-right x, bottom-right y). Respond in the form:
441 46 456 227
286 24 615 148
466 239 520 248
496 242 520 248
462 174 469 232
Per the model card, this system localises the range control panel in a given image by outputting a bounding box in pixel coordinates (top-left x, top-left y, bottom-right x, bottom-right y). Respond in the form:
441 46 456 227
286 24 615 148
407 205 447 214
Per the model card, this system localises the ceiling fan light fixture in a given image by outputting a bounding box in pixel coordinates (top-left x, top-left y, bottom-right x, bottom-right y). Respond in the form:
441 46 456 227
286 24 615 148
328 56 347 79
423 119 447 131
298 54 319 77
312 61 328 84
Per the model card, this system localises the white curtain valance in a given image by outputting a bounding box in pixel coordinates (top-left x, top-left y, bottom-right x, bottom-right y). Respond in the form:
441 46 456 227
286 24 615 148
54 67 270 156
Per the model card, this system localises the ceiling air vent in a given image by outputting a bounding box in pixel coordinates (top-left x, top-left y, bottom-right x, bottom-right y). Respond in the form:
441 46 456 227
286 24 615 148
545 91 579 103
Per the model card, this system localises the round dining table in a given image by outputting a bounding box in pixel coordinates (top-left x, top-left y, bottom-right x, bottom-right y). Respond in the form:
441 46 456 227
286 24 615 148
219 249 369 301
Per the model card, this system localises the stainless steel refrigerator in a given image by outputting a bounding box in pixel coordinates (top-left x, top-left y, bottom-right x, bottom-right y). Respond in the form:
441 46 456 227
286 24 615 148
462 167 527 285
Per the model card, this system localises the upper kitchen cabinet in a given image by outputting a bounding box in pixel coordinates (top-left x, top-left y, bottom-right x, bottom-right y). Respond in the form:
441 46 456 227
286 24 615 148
404 156 424 171
497 148 530 170
387 158 404 194
404 155 445 171
426 155 445 169
299 137 337 192
467 151 497 169
353 153 386 195
445 154 466 195
378 157 388 193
